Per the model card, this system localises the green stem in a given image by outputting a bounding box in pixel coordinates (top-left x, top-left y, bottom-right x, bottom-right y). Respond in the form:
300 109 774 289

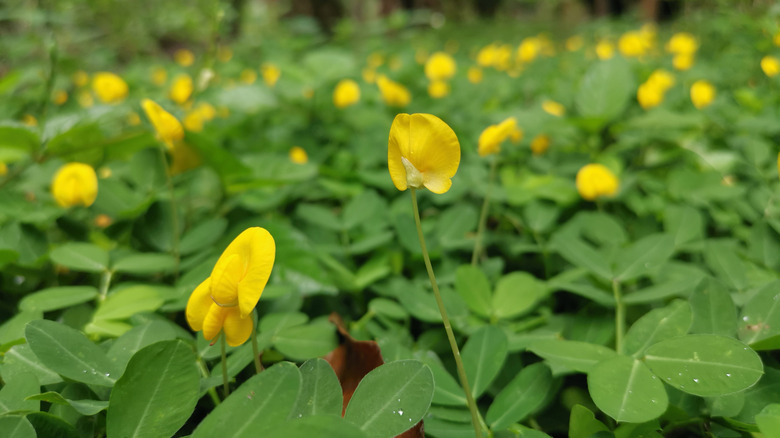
410 189 483 438
98 270 113 302
251 313 263 374
156 145 181 278
612 279 624 355
351 309 375 334
196 358 221 406
221 333 229 398
471 158 497 266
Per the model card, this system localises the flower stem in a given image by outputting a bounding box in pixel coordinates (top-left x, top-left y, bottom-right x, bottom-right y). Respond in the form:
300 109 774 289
220 333 229 398
612 279 624 355
410 189 483 438
471 158 497 266
155 145 181 279
251 313 263 374
196 358 221 406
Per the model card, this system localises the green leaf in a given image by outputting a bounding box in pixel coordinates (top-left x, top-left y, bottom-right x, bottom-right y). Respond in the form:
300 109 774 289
2 344 63 385
18 286 98 313
112 253 177 274
343 190 385 231
623 300 692 357
179 218 228 255
92 285 164 322
643 334 763 397
587 356 668 423
703 240 748 291
368 298 407 320
523 201 560 234
192 362 301 438
107 340 199 438
26 411 79 438
49 243 109 273
492 272 548 320
107 321 179 375
527 339 618 373
739 280 780 348
25 320 116 387
0 311 41 346
575 58 633 124
664 205 704 248
756 404 780 436
344 360 434 438
486 363 553 430
0 371 39 413
462 325 507 398
26 392 107 416
689 277 737 336
291 358 343 418
296 204 343 231
613 234 675 282
550 232 612 281
455 265 492 318
568 405 609 438
274 323 338 360
419 353 467 406
0 125 37 163
262 416 369 438
0 417 35 438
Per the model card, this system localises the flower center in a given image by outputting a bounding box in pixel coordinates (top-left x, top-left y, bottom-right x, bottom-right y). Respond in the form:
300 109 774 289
401 156 424 188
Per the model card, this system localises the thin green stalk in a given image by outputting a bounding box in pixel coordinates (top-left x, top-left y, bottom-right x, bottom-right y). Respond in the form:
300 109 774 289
156 145 181 278
221 333 229 399
251 312 263 374
471 158 497 266
98 270 113 302
196 358 221 406
410 189 483 438
612 279 624 355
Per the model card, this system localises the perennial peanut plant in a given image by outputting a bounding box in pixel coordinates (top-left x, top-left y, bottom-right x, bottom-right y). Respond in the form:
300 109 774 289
2 2 780 437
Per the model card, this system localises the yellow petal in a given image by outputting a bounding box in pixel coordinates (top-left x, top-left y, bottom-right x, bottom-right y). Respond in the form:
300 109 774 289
141 99 184 149
186 277 212 331
223 308 254 347
210 253 242 307
51 163 98 208
202 304 228 342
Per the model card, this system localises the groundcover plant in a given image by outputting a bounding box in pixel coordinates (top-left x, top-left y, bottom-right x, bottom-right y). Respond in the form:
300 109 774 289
1 1 780 437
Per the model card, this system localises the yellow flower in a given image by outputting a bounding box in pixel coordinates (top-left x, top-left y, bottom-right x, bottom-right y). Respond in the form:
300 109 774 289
595 40 614 60
141 99 184 149
95 214 112 228
22 114 37 126
98 167 112 179
217 45 233 63
478 117 522 157
542 99 565 117
77 90 94 108
518 37 541 63
647 69 675 92
174 49 195 67
0 162 7 176
51 163 98 208
240 69 257 84
368 53 385 68
289 146 308 164
566 35 584 52
637 81 664 109
428 80 450 99
387 113 460 194
73 70 89 87
477 44 498 67
151 67 167 86
127 112 141 126
425 52 456 81
672 53 694 71
333 79 360 108
618 31 646 57
52 90 68 105
530 134 550 156
467 66 483 84
92 72 128 104
169 74 194 105
690 80 716 109
761 55 780 77
186 227 276 347
666 32 697 55
494 45 513 70
576 163 619 201
169 143 201 175
377 75 411 107
183 112 204 132
775 31 780 47
261 63 281 87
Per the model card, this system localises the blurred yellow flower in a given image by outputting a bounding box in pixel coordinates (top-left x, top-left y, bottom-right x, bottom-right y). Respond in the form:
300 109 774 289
518 37 541 63
494 44 513 70
362 68 377 83
333 79 361 108
566 35 584 52
95 214 112 228
477 44 498 67
542 99 565 117
127 112 141 126
530 134 550 156
141 99 184 149
425 52 457 81
467 66 483 84
647 69 675 92
51 162 98 208
618 31 646 57
73 70 89 87
666 32 697 55
639 23 657 49
576 163 618 201
261 63 281 87
98 166 112 178
92 72 128 104
217 45 233 63
169 74 194 105
761 55 780 77
637 81 664 109
174 49 195 67
775 31 780 47
22 114 37 126
169 143 201 175
595 40 615 60
368 52 385 68
77 90 94 108
184 103 217 132
186 227 276 347
690 80 716 109
428 80 450 99
672 53 694 71
52 90 68 105
377 75 411 107
151 67 167 86
388 113 460 194
240 69 257 84
0 162 7 176
289 146 308 164
478 117 522 157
